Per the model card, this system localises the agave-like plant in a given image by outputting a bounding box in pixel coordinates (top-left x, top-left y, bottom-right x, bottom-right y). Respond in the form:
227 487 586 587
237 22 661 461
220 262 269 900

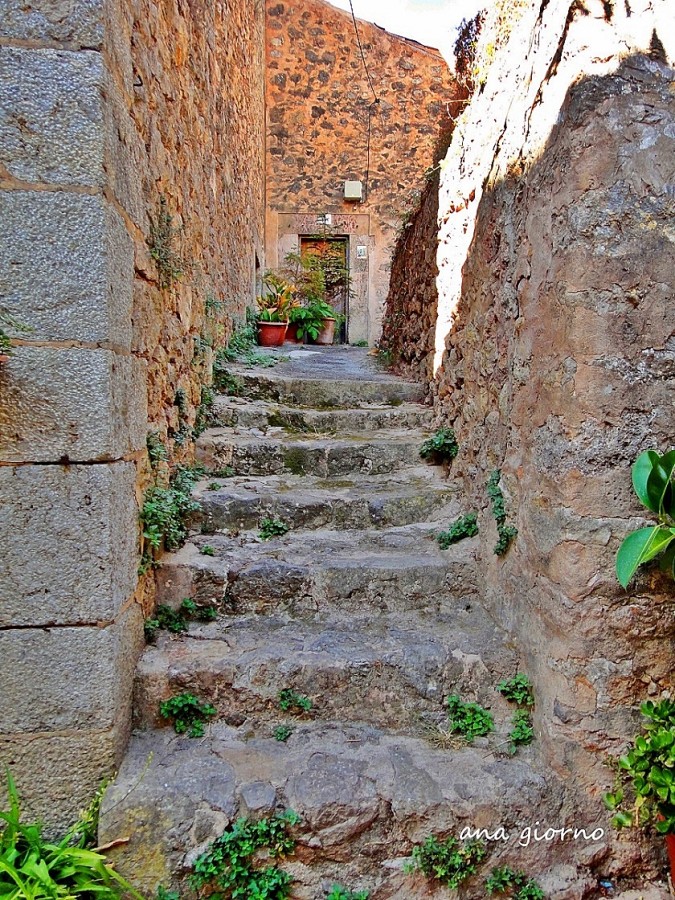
616 449 675 588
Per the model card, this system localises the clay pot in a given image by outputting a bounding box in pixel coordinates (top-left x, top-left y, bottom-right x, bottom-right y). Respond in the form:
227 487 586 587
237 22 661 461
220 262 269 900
257 321 288 347
665 834 675 884
285 323 304 344
313 317 336 346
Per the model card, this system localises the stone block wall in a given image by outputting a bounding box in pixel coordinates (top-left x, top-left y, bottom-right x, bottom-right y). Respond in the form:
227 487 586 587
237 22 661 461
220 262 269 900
382 0 674 875
0 0 265 830
265 0 465 343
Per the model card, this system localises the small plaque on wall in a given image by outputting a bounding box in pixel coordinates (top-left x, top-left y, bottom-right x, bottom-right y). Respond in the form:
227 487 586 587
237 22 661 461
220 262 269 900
356 245 367 259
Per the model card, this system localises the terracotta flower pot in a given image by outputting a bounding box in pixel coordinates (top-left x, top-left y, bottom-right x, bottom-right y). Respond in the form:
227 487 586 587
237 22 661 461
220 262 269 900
666 833 675 884
313 317 336 346
285 323 304 344
257 321 288 347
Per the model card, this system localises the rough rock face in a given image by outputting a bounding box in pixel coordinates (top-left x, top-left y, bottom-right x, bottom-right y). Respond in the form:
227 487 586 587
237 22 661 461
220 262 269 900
382 0 675 881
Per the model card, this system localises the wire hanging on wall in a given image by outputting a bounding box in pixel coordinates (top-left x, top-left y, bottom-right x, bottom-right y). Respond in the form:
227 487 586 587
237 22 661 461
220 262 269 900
348 0 380 201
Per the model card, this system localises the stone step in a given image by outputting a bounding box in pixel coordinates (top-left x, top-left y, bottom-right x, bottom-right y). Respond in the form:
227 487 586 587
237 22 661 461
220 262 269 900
133 610 518 732
99 723 550 899
191 467 458 533
211 395 433 432
196 427 430 477
225 365 424 408
156 525 480 618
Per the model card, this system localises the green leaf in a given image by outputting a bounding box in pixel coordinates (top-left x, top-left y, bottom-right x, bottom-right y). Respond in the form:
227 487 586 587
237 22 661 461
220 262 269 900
616 526 675 587
646 450 675 515
632 451 662 512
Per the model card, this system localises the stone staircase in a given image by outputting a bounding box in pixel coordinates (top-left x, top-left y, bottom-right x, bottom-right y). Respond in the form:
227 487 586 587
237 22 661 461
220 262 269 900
99 348 553 899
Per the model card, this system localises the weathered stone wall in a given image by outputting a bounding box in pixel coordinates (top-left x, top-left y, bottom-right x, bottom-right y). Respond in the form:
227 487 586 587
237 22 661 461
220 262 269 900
265 0 465 343
383 0 674 879
0 0 265 830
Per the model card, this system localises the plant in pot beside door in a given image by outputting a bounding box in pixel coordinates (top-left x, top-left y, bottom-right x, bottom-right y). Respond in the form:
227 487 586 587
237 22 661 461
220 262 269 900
604 699 675 881
255 275 295 347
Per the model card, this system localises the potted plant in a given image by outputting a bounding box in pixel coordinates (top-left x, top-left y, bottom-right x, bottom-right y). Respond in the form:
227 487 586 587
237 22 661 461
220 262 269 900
255 275 295 347
308 299 341 345
604 699 675 881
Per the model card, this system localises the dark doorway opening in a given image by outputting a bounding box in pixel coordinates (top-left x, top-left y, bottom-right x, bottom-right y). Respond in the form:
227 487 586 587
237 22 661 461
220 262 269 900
300 236 349 344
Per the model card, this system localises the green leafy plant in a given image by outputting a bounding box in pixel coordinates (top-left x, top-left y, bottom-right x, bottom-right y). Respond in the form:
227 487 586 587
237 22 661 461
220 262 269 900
211 466 235 478
0 771 143 900
259 517 290 541
0 307 31 359
148 196 187 290
278 689 311 714
147 432 169 468
616 449 675 587
212 355 245 396
274 725 294 743
159 692 216 738
419 428 459 464
404 834 487 888
485 866 545 899
436 513 478 549
181 597 217 621
200 544 215 556
487 469 518 556
497 674 534 707
156 888 180 900
508 709 534 754
193 385 217 439
604 699 675 833
191 811 300 900
327 886 369 900
257 275 297 323
139 465 203 571
144 598 216 641
445 694 494 742
206 482 221 491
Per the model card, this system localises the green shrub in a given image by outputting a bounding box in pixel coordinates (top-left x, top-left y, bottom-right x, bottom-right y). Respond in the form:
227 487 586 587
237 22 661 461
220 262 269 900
139 465 203 570
405 834 487 888
445 694 494 741
436 513 478 549
191 811 300 900
616 449 675 587
419 428 459 464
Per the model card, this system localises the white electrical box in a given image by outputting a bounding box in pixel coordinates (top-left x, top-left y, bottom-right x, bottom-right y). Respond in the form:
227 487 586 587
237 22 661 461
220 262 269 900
344 180 363 201
317 213 332 226
356 245 367 259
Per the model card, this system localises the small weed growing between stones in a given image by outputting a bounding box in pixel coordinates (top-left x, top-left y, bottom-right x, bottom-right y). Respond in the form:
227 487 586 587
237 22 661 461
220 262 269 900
159 692 216 738
405 834 487 889
139 465 204 572
420 427 459 464
211 466 235 478
274 725 294 742
445 694 494 742
145 597 218 641
327 886 369 900
508 709 535 754
193 385 217 439
259 517 290 540
206 481 221 491
147 432 168 468
436 513 479 549
156 888 179 900
278 689 312 714
487 470 518 556
497 674 534 707
148 196 188 290
200 544 215 556
191 810 300 900
485 866 545 898
212 357 245 396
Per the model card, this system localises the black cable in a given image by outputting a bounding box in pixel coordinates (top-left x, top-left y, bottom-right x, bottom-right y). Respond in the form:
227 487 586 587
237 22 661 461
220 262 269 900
348 0 379 102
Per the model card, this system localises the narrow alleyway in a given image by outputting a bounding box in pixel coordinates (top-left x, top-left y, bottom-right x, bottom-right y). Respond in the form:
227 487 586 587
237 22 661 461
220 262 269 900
100 347 548 896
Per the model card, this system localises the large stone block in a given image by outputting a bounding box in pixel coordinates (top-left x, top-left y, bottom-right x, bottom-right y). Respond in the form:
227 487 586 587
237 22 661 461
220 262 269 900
0 191 133 346
0 462 138 627
0 48 104 187
0 603 144 734
0 347 147 462
0 722 128 837
0 0 103 47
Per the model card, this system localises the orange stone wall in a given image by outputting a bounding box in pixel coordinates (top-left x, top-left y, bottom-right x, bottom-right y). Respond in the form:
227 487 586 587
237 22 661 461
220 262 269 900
264 0 465 344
